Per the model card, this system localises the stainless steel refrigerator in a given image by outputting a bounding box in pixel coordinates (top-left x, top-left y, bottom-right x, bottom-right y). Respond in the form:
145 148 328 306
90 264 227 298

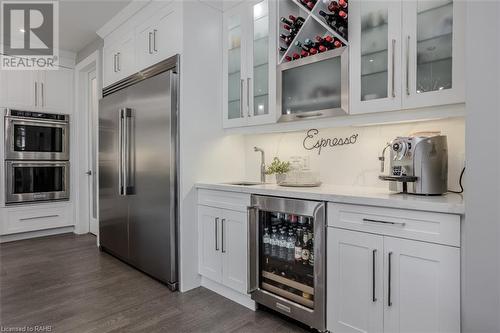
98 56 179 290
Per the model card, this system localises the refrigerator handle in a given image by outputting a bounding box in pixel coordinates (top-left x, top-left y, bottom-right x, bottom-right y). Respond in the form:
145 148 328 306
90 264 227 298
247 205 259 294
118 108 124 195
123 108 134 195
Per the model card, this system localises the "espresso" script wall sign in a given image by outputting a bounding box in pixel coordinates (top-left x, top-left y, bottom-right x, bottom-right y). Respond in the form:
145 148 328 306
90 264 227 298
303 129 359 155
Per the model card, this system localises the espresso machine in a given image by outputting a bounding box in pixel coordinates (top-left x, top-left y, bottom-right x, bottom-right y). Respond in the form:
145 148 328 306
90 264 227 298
379 133 448 195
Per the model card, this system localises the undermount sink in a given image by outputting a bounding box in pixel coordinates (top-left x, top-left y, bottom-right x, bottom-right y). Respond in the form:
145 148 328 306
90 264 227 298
224 181 263 186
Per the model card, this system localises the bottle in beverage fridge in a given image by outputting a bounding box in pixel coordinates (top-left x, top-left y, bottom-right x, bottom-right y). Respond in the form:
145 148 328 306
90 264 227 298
308 238 315 266
270 227 278 257
301 239 310 263
294 229 303 262
263 227 271 256
286 231 296 262
278 229 287 259
298 216 307 227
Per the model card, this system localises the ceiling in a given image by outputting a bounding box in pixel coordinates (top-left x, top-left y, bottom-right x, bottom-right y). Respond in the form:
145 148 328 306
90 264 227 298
59 0 131 53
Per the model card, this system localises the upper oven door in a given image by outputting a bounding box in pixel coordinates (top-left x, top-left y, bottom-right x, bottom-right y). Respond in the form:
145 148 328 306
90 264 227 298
4 116 70 160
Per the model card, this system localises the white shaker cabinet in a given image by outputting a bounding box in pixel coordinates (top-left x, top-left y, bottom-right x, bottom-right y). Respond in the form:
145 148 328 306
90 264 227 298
197 189 250 295
0 63 73 113
103 31 135 88
223 0 277 128
328 228 384 333
198 205 223 283
135 2 182 71
221 209 248 293
383 237 460 333
350 0 464 114
327 203 460 333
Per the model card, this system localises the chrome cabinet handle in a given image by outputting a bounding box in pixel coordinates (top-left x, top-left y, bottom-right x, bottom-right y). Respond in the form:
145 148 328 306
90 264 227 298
113 54 117 72
363 218 406 227
388 251 393 307
247 206 258 293
41 83 44 107
391 39 396 98
247 78 251 117
20 214 59 221
239 79 244 118
117 52 121 72
372 249 377 302
153 29 158 52
221 218 226 253
148 32 153 54
215 217 219 251
34 82 37 106
406 35 410 96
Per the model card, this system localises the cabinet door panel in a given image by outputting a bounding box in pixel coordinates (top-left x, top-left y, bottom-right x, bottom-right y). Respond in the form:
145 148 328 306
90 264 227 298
198 206 222 282
40 68 73 112
247 0 276 125
0 67 37 109
151 3 182 65
384 237 460 333
221 210 248 293
327 228 384 333
402 0 465 109
350 0 402 114
223 3 248 128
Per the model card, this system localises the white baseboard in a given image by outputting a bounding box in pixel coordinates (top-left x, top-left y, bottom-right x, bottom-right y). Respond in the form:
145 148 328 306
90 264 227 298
201 276 257 311
0 226 75 243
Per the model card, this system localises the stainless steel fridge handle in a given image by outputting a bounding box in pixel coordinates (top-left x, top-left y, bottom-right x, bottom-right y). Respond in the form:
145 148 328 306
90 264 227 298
246 77 251 117
34 82 38 106
406 35 410 96
247 206 259 294
240 79 244 118
123 108 134 195
118 108 124 195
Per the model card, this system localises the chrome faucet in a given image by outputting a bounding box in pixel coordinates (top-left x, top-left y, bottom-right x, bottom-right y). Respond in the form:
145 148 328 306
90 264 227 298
254 146 266 183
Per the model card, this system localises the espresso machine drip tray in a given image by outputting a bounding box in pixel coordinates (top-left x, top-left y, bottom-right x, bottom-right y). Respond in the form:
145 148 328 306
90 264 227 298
379 175 418 182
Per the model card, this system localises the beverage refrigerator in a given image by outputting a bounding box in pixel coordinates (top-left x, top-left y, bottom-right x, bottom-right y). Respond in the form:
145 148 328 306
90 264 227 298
248 195 326 331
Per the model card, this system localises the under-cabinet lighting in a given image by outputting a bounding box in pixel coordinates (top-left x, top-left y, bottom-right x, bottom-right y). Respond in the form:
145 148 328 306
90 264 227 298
19 28 25 33
369 59 374 62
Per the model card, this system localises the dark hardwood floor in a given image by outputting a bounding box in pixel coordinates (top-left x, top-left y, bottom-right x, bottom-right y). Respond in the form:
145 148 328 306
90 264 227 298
0 233 309 333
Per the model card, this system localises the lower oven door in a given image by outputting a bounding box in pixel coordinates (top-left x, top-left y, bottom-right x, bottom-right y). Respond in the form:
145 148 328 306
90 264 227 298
5 161 70 204
248 196 326 331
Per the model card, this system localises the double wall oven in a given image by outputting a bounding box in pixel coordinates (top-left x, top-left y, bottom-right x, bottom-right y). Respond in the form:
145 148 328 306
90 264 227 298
4 109 70 204
248 195 326 331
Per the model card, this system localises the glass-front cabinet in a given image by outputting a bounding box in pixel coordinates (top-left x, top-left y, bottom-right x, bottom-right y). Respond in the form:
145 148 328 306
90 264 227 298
223 0 277 128
350 1 402 113
350 0 464 114
402 0 464 109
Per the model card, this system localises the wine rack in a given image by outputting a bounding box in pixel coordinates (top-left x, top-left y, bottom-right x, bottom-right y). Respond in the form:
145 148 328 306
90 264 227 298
278 0 349 64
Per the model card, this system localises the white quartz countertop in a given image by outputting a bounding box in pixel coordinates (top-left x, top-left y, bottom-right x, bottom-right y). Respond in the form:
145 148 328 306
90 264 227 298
195 182 465 215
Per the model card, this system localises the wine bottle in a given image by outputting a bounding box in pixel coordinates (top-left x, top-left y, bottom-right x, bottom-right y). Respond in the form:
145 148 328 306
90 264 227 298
338 0 348 10
306 1 315 10
279 33 292 45
280 17 294 26
289 15 306 26
284 55 292 62
338 10 348 20
318 44 329 53
279 46 288 53
292 53 301 60
294 229 303 262
300 50 310 58
309 48 318 55
328 1 339 12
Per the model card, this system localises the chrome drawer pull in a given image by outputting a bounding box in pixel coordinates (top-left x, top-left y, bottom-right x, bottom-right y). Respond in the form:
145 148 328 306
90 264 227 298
20 214 59 221
363 218 406 227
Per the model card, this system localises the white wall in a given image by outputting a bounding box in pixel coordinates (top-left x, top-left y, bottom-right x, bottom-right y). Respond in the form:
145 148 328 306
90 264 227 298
243 117 465 190
178 1 246 292
463 1 500 332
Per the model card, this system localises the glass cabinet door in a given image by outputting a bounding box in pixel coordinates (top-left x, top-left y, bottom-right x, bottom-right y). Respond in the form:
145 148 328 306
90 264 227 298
250 0 269 118
247 0 276 124
350 1 402 114
224 6 246 126
402 0 465 108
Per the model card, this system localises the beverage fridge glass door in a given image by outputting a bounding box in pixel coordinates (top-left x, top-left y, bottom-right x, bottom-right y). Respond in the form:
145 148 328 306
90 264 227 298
249 196 325 331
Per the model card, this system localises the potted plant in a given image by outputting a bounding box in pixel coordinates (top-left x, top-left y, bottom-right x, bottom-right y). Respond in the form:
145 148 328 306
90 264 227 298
265 157 291 184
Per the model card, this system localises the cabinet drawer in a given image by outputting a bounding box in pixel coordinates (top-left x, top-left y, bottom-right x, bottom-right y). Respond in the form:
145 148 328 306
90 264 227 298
328 203 460 247
1 205 72 235
198 189 250 212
